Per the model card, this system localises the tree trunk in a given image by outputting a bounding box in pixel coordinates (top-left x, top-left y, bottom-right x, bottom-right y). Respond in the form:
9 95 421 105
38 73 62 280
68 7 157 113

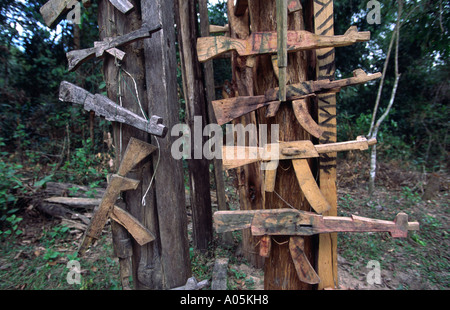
225 0 316 289
176 0 213 251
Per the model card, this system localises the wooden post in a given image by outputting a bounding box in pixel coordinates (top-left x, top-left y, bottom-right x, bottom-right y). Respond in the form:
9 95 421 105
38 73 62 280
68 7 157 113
198 0 233 245
97 0 191 289
313 0 339 290
141 0 191 289
175 0 213 251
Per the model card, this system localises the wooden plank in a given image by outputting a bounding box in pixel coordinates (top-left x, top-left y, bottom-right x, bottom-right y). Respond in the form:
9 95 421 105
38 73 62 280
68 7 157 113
66 23 161 71
289 237 321 284
292 99 324 138
292 159 331 214
259 235 272 258
43 197 101 208
108 0 134 14
40 0 72 28
111 205 155 245
213 209 260 233
59 81 168 137
141 0 191 289
197 26 370 62
212 70 381 125
105 47 126 60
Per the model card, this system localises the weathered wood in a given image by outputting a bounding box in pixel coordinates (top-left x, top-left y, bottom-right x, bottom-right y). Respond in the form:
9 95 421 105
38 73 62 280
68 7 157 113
108 0 134 14
292 99 323 138
214 208 420 238
111 205 155 246
40 0 73 28
276 0 288 101
212 69 382 125
59 81 168 137
66 23 161 71
314 0 338 287
140 0 191 289
227 0 265 269
176 0 213 251
289 236 321 284
222 136 376 169
105 47 126 60
197 26 370 62
292 159 331 214
43 197 101 209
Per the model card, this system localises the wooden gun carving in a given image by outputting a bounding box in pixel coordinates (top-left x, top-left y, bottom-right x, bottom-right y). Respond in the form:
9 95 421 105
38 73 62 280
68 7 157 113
66 23 161 71
197 26 370 62
59 81 168 138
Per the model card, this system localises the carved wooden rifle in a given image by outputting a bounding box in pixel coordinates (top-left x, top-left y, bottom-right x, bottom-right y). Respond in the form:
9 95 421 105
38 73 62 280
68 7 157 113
66 23 162 71
212 69 381 126
59 81 168 138
214 208 419 284
197 26 369 63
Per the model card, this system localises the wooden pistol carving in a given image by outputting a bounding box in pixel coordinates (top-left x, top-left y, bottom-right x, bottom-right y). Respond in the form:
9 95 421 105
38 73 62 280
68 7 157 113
59 81 168 137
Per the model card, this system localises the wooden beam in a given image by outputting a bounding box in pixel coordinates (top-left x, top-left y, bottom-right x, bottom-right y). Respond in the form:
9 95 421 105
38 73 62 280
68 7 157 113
289 237 320 284
59 81 168 137
212 69 381 125
66 23 161 71
197 26 370 62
